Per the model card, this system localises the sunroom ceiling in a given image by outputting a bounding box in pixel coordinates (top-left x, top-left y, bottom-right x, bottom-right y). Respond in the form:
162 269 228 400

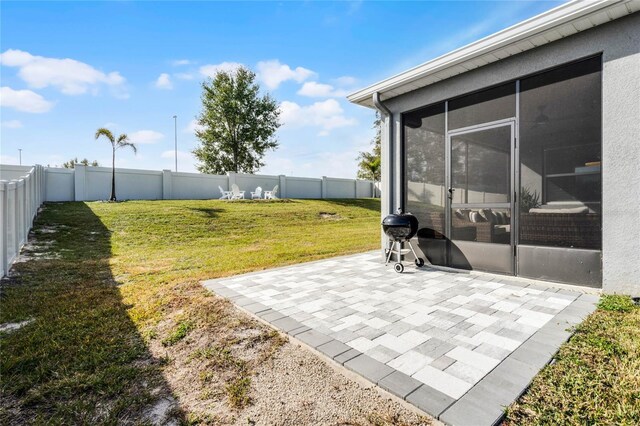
348 0 640 108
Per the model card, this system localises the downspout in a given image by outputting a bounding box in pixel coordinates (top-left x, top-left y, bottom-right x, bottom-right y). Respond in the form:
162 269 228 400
372 92 394 217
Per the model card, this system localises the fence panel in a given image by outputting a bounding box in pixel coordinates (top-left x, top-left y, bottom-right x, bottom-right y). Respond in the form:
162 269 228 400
325 177 357 198
233 173 280 196
45 168 75 201
0 165 45 277
286 177 322 199
84 167 163 201
171 172 228 200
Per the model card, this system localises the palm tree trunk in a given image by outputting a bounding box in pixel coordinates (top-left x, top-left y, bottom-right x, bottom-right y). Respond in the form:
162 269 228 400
110 146 116 201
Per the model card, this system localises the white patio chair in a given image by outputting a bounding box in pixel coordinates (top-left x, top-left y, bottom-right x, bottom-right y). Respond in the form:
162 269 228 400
230 183 245 200
218 185 232 200
264 185 278 200
251 186 262 199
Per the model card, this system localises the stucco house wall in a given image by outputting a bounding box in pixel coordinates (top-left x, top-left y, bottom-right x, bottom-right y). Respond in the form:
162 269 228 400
378 13 639 294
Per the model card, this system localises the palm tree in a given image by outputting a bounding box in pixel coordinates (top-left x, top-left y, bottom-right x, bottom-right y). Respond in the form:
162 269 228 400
94 128 137 201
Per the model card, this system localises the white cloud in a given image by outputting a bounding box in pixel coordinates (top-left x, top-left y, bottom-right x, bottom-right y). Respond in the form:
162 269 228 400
256 60 315 90
161 150 192 161
184 119 204 134
0 49 127 97
171 59 192 66
261 146 365 179
0 86 54 113
155 73 173 90
297 81 349 98
175 72 195 80
199 62 244 78
129 130 164 144
279 99 357 134
1 119 23 128
333 76 358 87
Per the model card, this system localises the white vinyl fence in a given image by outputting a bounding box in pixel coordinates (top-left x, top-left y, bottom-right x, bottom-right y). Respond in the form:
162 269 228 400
0 163 378 276
13 164 379 202
0 165 46 277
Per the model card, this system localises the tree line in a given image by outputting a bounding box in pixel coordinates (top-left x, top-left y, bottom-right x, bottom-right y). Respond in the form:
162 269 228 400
88 66 379 201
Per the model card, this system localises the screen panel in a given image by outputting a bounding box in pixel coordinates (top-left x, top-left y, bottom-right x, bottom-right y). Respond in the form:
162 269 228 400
519 56 602 250
403 103 446 264
448 83 516 130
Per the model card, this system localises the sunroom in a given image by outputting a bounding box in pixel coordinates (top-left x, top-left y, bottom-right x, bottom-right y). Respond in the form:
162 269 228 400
348 0 640 292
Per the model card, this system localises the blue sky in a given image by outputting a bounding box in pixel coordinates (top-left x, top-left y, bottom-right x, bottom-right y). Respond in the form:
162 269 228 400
1 0 563 178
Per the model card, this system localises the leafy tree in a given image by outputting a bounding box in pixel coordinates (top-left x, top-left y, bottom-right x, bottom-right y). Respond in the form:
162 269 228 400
62 158 99 169
356 112 381 181
193 67 280 174
94 128 137 201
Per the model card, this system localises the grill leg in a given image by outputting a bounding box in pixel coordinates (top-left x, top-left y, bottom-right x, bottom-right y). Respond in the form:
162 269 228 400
406 240 420 261
385 241 395 265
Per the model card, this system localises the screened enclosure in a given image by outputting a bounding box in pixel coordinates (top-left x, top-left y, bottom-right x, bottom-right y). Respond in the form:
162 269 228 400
403 56 602 285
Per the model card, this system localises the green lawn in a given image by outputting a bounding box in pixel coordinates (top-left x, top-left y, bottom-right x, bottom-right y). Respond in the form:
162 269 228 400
0 199 381 424
2 198 638 425
505 294 640 425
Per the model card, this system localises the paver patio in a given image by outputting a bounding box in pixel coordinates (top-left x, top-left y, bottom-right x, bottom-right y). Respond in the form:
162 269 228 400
202 252 599 425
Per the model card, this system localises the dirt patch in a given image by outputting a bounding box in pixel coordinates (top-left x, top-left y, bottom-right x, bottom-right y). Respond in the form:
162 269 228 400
12 240 59 266
319 212 343 220
143 396 179 426
147 292 431 425
238 342 432 425
0 318 34 334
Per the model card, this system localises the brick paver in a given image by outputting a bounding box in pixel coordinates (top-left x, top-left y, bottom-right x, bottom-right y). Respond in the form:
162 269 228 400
202 251 599 425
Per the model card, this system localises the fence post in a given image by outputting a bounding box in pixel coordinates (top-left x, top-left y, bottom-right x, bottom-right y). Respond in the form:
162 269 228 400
22 176 30 239
227 172 236 191
41 166 46 203
321 176 327 199
16 180 24 247
30 172 35 219
354 179 358 198
41 165 45 204
162 169 172 200
279 175 287 199
7 182 16 264
0 181 6 277
74 164 86 201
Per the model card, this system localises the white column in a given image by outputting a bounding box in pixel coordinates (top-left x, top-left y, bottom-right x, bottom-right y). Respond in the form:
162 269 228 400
227 172 237 191
0 181 7 277
162 169 172 200
7 182 17 261
16 180 24 247
74 164 86 201
321 176 327 199
279 175 287 199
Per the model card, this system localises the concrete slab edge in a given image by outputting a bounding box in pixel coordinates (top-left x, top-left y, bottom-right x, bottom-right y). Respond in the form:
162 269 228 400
201 250 381 285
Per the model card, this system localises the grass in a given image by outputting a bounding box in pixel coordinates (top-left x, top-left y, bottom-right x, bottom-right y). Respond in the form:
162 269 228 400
0 198 381 424
504 294 640 425
162 320 195 347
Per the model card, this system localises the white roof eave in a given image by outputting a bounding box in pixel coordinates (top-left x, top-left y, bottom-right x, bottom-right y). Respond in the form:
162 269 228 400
348 0 639 108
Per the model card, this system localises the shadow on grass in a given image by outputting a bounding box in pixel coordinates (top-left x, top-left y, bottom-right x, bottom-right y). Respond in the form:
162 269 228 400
322 198 381 213
188 207 225 218
0 202 185 424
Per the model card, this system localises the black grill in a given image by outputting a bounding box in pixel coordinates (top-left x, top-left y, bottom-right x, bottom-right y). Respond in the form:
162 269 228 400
382 210 425 273
382 213 419 241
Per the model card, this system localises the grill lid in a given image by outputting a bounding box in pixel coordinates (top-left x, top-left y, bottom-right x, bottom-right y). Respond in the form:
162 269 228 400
382 209 419 241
